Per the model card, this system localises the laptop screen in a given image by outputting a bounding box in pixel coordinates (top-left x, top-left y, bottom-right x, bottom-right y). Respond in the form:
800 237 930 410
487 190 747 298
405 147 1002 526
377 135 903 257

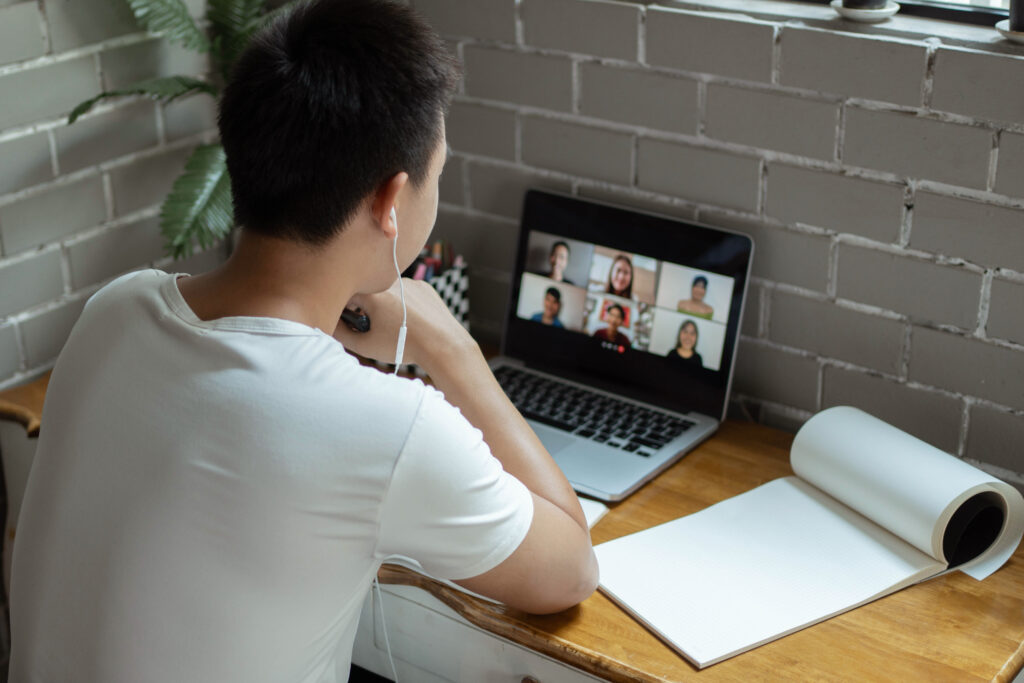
503 190 753 419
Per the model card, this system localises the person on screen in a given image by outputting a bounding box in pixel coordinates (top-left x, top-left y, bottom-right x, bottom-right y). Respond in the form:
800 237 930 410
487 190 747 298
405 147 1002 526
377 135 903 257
604 254 633 299
546 241 574 285
530 287 564 328
592 303 630 346
677 275 714 319
666 319 703 367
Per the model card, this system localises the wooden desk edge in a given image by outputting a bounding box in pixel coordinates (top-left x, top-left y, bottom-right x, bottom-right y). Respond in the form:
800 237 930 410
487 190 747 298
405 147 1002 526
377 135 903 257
996 638 1024 683
377 564 652 683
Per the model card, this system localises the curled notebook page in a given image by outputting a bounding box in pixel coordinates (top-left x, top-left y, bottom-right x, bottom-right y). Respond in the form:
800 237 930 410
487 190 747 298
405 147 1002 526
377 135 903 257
790 406 1024 580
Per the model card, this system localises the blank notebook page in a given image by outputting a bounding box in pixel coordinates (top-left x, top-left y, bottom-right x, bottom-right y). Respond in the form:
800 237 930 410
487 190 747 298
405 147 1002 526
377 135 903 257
595 477 943 668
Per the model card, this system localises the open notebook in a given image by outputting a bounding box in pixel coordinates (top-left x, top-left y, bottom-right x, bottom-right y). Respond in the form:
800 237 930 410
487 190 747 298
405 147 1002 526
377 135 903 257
595 406 1024 669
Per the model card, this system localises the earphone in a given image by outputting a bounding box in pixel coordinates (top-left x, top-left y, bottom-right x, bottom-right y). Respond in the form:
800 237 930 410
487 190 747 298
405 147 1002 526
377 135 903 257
390 207 407 373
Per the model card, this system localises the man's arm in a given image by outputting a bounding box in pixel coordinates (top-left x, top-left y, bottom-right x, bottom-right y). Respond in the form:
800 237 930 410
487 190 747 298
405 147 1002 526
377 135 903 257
336 279 598 614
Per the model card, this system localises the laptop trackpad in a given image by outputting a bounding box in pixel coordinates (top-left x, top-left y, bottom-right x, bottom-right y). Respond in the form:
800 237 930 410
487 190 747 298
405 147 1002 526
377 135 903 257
532 423 576 455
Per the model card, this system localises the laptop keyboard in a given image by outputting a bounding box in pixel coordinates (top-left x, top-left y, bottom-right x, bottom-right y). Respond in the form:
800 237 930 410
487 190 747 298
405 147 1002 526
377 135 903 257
494 366 695 458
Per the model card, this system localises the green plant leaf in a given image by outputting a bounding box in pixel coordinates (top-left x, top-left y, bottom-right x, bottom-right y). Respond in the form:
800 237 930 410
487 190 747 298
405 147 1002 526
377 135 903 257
207 0 265 78
126 0 210 52
161 144 234 259
68 75 217 124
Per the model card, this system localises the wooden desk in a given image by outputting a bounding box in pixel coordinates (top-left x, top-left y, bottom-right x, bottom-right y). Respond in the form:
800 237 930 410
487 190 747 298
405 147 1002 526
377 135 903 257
378 421 1024 682
4 373 1023 681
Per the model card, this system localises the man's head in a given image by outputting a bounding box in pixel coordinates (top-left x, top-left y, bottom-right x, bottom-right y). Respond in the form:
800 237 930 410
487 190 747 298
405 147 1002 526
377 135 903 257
218 0 460 247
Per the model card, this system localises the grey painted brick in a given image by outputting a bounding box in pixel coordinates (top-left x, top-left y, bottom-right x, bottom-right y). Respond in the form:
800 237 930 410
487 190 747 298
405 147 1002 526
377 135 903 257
706 85 838 160
987 278 1024 345
68 216 164 289
19 297 86 368
637 139 760 213
733 340 819 411
843 108 991 189
769 292 904 374
446 101 516 160
779 28 927 107
467 162 572 220
0 3 45 66
911 192 1024 272
0 133 52 196
932 48 1024 125
55 102 159 174
910 326 1024 410
646 8 774 83
765 164 904 243
580 63 698 135
0 250 63 318
966 404 1024 473
45 0 138 52
0 177 107 255
432 206 519 274
439 156 463 205
521 117 633 184
110 146 190 217
837 245 981 329
413 0 515 42
0 57 101 130
821 366 962 454
523 0 640 61
700 210 832 292
0 323 18 378
577 185 698 222
995 132 1024 199
101 37 209 90
163 95 217 142
464 46 573 112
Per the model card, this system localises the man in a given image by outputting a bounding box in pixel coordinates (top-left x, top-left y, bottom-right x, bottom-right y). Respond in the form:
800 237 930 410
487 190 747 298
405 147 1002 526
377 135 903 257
9 1 597 681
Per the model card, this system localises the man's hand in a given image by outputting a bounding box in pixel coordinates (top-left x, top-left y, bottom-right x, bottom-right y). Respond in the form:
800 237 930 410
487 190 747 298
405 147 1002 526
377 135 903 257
333 278 475 370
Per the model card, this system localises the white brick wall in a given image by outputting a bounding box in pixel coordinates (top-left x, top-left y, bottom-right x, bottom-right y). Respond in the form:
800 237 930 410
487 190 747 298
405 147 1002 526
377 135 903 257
0 0 225 393
411 0 1024 489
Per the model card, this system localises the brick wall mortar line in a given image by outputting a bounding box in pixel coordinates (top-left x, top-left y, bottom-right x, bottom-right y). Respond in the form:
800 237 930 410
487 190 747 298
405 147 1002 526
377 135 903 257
993 268 1024 284
434 201 519 227
757 158 767 216
757 285 770 338
987 130 1000 192
630 135 639 187
0 31 151 78
35 0 51 55
0 241 63 270
696 79 707 137
58 244 72 296
771 24 781 86
846 99 1022 133
898 182 914 248
730 393 814 424
513 111 522 163
899 322 912 380
46 129 59 177
921 38 939 109
833 233 995 273
977 269 993 336
912 179 1024 210
0 130 208 207
957 396 971 457
826 235 839 299
155 102 168 146
637 4 647 64
4 286 98 326
514 0 524 47
963 458 1024 485
815 356 824 412
101 172 115 222
571 59 581 115
835 102 846 164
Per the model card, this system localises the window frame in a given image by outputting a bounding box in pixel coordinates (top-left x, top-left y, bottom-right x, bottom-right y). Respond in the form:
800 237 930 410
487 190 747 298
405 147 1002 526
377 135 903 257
802 0 1009 26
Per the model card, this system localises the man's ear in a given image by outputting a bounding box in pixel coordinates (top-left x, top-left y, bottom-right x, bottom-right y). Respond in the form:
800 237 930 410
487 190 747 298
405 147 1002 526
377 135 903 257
372 172 409 238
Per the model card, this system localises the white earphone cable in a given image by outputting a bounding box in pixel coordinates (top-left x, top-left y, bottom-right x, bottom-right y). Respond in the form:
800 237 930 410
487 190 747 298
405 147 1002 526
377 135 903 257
390 209 407 373
373 576 400 683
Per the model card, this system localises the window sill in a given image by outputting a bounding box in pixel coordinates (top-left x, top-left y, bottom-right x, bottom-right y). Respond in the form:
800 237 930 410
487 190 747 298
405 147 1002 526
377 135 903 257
657 0 1024 55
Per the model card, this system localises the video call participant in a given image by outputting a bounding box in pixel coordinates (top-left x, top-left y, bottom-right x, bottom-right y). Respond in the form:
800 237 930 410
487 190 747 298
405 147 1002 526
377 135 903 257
9 2 598 681
605 254 633 299
593 303 631 346
530 287 564 328
666 319 703 368
677 275 714 319
546 241 574 285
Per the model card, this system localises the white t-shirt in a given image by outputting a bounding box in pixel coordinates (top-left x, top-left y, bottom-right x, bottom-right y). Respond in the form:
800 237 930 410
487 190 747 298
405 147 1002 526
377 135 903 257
10 270 533 683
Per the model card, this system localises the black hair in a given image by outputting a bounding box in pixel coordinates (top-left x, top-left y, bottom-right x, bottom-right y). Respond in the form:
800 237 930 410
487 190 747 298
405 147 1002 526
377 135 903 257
545 287 561 302
692 275 709 288
218 0 460 245
550 241 570 256
676 319 699 350
605 254 633 298
606 303 625 319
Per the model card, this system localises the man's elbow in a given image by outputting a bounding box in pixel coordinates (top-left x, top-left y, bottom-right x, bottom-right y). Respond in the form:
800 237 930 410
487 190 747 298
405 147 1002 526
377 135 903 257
519 547 600 615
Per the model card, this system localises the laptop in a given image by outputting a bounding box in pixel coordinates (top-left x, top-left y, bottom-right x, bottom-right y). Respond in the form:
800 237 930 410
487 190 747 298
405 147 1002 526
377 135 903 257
491 190 754 502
